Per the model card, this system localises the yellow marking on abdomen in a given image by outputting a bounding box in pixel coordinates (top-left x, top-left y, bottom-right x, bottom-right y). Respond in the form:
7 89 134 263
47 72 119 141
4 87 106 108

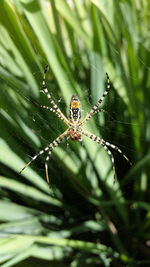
71 101 80 108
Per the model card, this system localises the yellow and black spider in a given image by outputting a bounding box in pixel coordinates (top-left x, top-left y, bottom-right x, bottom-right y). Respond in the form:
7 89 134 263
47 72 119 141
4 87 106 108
20 65 131 184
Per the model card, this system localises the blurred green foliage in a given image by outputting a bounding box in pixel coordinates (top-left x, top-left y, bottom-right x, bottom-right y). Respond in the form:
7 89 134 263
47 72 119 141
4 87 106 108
0 0 150 266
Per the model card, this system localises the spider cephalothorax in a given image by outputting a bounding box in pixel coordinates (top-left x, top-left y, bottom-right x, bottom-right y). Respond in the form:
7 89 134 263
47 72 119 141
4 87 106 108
20 65 132 184
67 128 82 141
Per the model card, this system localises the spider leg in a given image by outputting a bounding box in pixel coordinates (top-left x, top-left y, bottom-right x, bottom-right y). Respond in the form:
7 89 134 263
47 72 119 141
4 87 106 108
31 96 69 124
19 130 68 181
42 65 70 125
103 141 132 166
29 96 67 122
28 97 67 123
82 108 110 122
32 99 57 113
81 129 131 182
19 146 49 174
38 104 70 124
44 131 69 184
80 73 111 126
101 142 116 183
39 105 56 113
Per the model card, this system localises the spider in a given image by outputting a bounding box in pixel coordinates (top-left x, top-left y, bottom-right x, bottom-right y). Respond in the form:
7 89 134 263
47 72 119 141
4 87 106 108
20 65 132 184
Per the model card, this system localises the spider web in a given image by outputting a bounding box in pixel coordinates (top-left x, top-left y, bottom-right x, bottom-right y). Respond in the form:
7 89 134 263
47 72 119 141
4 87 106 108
3 48 146 186
23 50 148 231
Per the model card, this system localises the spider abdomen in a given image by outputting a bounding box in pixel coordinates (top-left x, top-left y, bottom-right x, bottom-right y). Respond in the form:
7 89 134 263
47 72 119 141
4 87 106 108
71 108 81 120
69 95 81 122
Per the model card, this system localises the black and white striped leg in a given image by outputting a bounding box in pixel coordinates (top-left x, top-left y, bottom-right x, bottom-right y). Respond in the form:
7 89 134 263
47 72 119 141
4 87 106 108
80 73 111 126
101 141 116 183
19 145 50 174
30 97 67 122
80 108 110 126
39 104 70 124
19 130 68 182
38 104 56 113
81 129 117 183
104 141 132 166
44 131 69 184
42 65 70 125
30 97 64 118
